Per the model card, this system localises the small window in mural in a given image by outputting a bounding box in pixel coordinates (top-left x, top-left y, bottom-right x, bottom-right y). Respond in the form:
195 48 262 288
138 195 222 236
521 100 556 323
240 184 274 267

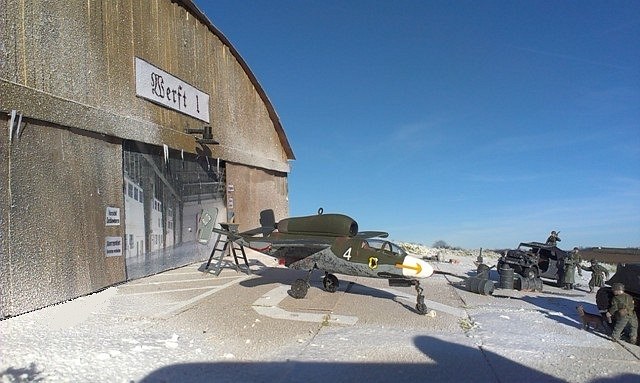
122 140 226 279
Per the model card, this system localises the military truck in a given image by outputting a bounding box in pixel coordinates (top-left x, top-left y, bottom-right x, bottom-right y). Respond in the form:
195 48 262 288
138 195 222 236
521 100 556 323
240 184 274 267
497 242 568 285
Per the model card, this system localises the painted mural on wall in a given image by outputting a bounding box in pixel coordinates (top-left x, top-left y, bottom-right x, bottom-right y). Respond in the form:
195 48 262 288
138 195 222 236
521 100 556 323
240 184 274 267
122 141 226 279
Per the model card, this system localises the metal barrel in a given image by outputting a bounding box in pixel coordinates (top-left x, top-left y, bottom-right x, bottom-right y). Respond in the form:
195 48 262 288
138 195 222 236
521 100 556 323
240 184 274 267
465 277 495 295
516 277 534 291
514 275 522 290
499 266 515 289
534 278 544 292
476 264 490 279
515 277 544 292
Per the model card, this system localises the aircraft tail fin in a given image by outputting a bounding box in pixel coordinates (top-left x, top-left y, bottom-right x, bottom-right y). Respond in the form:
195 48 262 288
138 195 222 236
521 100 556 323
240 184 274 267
259 209 276 235
240 209 276 236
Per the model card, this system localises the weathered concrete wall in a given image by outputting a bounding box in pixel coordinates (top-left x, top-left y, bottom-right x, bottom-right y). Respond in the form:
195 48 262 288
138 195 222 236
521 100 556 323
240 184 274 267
225 163 289 232
0 121 125 317
0 115 10 316
0 0 294 317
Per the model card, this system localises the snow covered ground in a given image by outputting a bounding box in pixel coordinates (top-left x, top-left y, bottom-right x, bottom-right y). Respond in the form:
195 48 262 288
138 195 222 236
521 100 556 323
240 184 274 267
1 248 638 382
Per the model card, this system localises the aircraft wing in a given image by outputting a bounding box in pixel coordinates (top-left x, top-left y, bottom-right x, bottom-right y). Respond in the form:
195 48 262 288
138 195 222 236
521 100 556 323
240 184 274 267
355 231 389 239
253 238 333 249
210 228 331 247
238 226 267 236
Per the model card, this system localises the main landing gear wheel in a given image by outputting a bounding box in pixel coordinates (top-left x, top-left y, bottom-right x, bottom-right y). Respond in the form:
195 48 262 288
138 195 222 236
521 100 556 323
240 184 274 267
289 263 317 299
323 273 339 293
289 278 309 299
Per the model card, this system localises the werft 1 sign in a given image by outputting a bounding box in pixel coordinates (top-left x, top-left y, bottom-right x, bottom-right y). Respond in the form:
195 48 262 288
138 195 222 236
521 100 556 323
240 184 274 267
135 57 210 123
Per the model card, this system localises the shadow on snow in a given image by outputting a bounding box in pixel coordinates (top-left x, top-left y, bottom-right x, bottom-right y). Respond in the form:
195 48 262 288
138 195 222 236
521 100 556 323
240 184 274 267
132 335 637 383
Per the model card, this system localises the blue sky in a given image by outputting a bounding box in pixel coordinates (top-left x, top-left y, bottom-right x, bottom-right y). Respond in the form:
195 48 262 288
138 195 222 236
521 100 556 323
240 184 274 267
196 1 640 249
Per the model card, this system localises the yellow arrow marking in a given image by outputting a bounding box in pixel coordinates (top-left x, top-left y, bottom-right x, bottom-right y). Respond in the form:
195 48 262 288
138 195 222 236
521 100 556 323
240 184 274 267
395 262 422 274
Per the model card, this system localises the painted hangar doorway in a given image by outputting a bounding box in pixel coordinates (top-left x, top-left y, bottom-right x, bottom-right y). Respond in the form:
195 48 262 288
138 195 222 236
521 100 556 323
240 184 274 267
122 140 225 280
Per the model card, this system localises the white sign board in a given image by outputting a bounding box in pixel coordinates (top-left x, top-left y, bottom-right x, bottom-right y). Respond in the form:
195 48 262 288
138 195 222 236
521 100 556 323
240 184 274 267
135 57 210 123
105 207 121 226
105 237 123 257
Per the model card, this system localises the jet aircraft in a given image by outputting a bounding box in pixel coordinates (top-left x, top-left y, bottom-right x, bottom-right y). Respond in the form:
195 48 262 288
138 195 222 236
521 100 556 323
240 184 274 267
210 209 435 315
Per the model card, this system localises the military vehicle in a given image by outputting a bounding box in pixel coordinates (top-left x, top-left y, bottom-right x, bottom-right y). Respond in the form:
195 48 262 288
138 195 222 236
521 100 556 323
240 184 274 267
209 209 436 315
497 242 568 284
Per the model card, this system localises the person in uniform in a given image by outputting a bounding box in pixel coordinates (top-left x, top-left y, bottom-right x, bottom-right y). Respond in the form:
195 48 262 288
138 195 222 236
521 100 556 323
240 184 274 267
560 250 581 290
556 252 565 288
546 231 561 246
580 259 610 293
606 283 638 344
562 252 576 290
572 248 582 278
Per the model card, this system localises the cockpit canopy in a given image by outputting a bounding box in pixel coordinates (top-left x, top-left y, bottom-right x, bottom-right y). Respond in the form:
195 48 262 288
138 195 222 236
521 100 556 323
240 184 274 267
365 239 407 258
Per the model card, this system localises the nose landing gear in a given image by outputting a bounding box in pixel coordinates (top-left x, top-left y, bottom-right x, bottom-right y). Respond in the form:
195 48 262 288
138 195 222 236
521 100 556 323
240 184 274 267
389 278 436 316
414 281 436 317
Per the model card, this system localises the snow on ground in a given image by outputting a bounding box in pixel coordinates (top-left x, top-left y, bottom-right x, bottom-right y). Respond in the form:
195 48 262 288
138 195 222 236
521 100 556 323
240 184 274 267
1 246 638 382
397 242 501 260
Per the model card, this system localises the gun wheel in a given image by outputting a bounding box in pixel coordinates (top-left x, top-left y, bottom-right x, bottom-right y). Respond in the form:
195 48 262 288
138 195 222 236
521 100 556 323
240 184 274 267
289 278 309 299
523 267 538 279
323 273 339 293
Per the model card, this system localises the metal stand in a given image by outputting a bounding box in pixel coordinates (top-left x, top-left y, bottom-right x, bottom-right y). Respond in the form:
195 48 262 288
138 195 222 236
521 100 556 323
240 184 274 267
205 223 251 276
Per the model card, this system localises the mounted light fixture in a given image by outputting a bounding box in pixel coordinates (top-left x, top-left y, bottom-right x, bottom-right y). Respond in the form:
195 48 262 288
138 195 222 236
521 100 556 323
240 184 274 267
7 109 24 143
186 125 219 145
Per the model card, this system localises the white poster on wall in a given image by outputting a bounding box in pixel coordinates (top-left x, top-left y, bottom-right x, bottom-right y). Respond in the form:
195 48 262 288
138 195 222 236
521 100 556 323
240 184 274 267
135 57 210 123
105 207 121 226
105 237 123 257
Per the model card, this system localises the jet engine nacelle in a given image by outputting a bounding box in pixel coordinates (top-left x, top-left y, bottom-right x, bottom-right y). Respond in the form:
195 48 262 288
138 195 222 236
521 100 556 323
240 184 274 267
277 214 358 237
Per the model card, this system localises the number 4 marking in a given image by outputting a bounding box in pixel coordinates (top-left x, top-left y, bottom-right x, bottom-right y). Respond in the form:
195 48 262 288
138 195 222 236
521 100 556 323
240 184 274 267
342 247 352 261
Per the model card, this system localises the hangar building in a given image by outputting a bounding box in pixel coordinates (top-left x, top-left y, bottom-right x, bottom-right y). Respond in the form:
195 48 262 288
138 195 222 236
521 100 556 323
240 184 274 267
0 0 295 318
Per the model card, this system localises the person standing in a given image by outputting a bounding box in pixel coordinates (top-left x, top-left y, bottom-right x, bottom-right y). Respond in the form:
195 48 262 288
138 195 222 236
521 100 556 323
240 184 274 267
556 253 565 288
572 248 582 277
562 252 576 290
606 283 638 344
580 259 610 293
546 231 561 246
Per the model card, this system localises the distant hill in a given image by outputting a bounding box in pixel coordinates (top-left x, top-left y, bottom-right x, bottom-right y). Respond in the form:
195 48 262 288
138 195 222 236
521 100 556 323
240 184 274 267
579 247 640 264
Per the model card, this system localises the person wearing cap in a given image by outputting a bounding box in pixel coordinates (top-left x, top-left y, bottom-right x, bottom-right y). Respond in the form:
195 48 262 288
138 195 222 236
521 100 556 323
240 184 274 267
573 248 583 278
606 283 638 344
562 250 580 290
546 231 561 246
580 259 610 293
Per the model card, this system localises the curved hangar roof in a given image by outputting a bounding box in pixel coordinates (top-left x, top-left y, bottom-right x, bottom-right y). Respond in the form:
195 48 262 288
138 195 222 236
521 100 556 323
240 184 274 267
179 1 295 161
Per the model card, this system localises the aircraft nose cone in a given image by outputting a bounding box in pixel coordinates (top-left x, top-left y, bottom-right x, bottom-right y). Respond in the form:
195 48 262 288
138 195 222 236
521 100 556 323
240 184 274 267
402 255 434 278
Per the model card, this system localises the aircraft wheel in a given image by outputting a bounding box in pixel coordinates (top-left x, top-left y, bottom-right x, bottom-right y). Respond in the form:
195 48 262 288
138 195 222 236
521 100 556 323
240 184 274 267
323 274 339 293
290 278 309 299
416 303 428 315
